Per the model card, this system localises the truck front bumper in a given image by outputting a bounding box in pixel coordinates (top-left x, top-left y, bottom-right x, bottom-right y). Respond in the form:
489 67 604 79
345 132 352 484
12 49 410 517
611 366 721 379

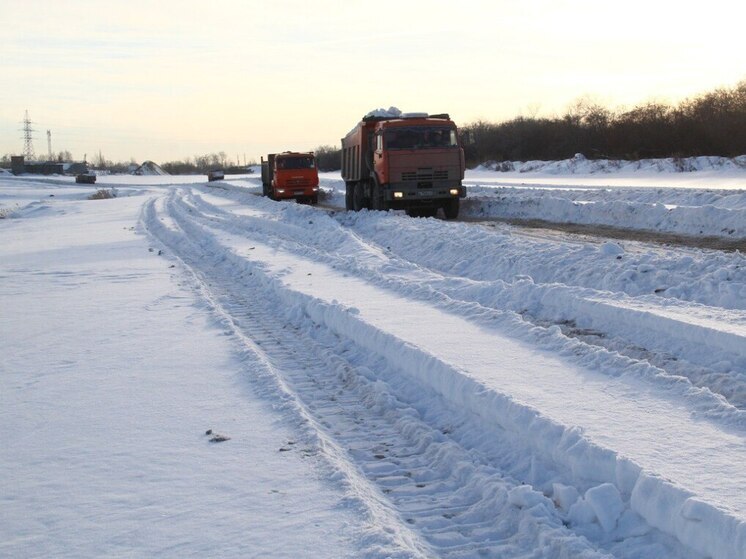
384 181 465 204
274 186 319 199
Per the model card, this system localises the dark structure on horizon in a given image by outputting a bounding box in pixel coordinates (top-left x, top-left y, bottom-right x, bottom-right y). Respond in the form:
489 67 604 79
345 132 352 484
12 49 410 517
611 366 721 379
10 155 88 176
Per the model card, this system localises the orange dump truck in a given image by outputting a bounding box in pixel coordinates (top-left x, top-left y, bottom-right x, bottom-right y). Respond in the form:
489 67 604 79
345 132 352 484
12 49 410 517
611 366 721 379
261 152 319 204
341 113 466 218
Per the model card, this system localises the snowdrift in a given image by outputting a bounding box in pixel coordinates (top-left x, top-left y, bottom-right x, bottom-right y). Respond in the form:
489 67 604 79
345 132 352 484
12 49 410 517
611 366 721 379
476 153 746 175
459 155 746 241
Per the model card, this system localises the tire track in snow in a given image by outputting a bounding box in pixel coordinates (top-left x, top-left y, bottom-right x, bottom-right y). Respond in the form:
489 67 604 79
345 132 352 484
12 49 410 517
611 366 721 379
333 215 746 411
143 187 616 558
186 186 746 417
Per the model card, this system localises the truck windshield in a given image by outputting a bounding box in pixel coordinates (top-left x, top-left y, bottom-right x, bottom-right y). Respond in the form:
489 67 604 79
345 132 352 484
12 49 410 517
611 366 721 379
384 127 458 150
277 156 315 169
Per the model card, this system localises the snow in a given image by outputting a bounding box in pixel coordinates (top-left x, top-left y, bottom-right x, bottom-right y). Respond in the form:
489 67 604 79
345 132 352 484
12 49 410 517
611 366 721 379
365 106 403 118
132 160 169 175
461 155 746 239
2 160 746 559
0 187 366 558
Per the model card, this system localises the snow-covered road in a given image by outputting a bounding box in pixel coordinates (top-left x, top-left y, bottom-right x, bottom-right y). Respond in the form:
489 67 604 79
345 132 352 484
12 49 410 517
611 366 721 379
2 165 745 558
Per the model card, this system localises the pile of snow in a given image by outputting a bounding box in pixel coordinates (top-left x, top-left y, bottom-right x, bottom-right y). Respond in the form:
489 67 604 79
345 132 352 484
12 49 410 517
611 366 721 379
477 154 746 175
458 155 746 240
363 107 443 120
461 184 746 239
364 106 402 118
131 160 169 176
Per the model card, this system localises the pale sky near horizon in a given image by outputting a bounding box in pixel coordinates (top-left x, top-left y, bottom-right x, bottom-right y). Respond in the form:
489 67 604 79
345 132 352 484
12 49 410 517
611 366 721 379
1 0 744 165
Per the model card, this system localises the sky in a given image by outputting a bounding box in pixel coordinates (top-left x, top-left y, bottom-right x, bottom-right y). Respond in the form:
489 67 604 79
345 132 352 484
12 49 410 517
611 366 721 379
1 0 744 165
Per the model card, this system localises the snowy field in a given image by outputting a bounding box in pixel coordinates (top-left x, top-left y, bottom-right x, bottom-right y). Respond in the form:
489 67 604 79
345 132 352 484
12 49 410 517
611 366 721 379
1 158 745 559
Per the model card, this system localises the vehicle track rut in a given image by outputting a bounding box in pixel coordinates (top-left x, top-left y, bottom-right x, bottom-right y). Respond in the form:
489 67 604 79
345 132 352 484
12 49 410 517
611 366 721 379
191 186 746 415
143 188 617 558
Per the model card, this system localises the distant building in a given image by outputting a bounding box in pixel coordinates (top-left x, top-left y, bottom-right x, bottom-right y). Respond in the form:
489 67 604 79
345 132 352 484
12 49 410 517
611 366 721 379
9 156 88 176
11 156 24 175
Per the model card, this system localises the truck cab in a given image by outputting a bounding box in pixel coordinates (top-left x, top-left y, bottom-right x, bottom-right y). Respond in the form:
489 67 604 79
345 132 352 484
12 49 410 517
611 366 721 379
342 113 466 218
374 117 465 213
261 152 319 204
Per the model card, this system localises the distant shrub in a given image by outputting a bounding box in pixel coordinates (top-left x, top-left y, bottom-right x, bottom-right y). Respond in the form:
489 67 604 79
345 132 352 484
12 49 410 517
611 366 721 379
88 188 117 200
159 152 257 175
313 145 341 171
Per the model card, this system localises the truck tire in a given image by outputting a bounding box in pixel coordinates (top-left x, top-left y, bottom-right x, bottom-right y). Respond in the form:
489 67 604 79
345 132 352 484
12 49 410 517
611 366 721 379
353 182 366 212
345 182 354 210
370 184 385 211
443 198 460 220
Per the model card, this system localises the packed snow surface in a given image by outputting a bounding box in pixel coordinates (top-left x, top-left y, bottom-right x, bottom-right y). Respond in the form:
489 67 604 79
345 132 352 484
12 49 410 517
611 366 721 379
2 159 745 559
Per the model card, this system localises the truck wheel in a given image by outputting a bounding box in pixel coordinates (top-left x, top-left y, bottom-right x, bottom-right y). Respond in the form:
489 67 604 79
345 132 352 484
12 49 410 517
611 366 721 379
310 195 318 205
443 198 460 220
353 182 366 211
370 185 385 211
345 183 354 210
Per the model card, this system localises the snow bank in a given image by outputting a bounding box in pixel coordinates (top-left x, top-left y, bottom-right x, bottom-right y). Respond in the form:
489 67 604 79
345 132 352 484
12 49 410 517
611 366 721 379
461 187 746 239
319 156 746 240
274 273 746 559
160 188 746 559
459 155 746 240
478 154 746 175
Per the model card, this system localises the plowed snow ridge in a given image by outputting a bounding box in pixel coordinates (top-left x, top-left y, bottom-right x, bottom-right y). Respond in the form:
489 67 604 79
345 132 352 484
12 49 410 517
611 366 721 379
143 183 746 559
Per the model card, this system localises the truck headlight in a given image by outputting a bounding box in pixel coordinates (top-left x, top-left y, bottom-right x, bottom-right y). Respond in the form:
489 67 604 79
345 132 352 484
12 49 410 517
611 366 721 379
276 189 285 194
449 188 460 196
393 192 404 198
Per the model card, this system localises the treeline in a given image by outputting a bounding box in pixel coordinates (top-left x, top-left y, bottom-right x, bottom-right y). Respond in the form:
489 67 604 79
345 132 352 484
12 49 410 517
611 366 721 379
312 145 342 171
0 150 75 166
160 152 256 175
462 80 746 165
307 80 746 171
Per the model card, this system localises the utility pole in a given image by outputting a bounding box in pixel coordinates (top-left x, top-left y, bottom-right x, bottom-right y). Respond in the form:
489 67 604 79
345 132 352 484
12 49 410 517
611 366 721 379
21 110 35 161
47 130 52 160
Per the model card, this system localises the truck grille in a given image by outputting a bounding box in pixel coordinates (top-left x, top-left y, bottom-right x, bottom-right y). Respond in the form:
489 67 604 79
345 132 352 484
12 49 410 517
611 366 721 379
287 178 309 186
402 169 448 181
